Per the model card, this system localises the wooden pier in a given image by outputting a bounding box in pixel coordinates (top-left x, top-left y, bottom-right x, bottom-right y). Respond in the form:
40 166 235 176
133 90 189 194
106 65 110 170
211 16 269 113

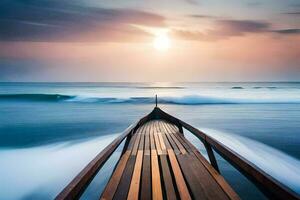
56 107 300 200
101 120 238 200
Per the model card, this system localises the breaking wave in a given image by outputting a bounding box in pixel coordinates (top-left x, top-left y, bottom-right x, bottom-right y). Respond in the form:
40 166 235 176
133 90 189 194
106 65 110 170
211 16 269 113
200 128 300 194
0 94 300 105
0 94 73 101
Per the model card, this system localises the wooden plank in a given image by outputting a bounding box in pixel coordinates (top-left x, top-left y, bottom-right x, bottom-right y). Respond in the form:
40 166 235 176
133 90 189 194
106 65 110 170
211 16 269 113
157 120 169 134
56 121 139 200
169 132 187 154
154 132 162 155
160 155 178 200
161 130 172 149
113 156 136 200
113 126 144 200
161 120 238 199
163 123 187 155
149 121 163 200
160 125 176 153
164 123 177 134
151 150 163 200
134 125 143 134
141 154 151 200
177 134 240 200
127 124 146 200
144 127 150 156
167 123 179 133
100 151 131 200
158 132 166 151
155 107 298 200
156 121 167 155
149 122 156 151
138 132 145 150
126 133 138 150
164 122 188 154
172 132 193 153
152 121 163 155
138 122 151 200
161 122 180 154
194 150 240 200
127 150 144 200
167 149 191 200
163 123 213 200
131 132 141 155
176 154 229 200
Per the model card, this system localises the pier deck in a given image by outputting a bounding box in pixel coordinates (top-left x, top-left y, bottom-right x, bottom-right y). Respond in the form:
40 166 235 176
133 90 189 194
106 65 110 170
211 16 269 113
56 107 299 200
100 120 239 200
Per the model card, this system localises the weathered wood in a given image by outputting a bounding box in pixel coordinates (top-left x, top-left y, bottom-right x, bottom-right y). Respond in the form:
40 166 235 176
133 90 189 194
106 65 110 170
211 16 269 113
144 124 150 156
165 123 225 199
55 122 138 200
160 155 178 200
127 150 143 200
58 107 298 200
177 154 229 200
100 151 131 200
167 149 192 200
204 140 220 173
113 156 136 200
155 121 167 154
178 134 240 200
149 122 156 151
161 122 180 154
154 132 163 155
132 132 141 156
102 120 239 200
126 133 138 151
151 150 163 200
164 123 187 154
141 154 151 200
171 130 193 153
153 107 300 200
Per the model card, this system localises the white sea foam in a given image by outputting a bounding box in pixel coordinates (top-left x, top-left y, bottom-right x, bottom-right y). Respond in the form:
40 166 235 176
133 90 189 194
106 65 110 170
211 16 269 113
0 134 119 200
64 94 300 104
200 128 300 194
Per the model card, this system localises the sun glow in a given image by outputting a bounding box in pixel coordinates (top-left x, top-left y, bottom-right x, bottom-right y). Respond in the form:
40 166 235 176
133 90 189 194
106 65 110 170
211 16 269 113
153 32 170 51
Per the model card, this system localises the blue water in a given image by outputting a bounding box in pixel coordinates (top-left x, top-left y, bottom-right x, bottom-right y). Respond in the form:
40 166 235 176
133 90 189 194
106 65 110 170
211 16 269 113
0 82 300 200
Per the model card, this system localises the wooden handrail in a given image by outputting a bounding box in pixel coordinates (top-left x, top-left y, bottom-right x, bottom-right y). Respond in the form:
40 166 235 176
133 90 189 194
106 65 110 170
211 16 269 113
55 124 136 200
56 107 299 200
155 107 299 200
55 109 155 200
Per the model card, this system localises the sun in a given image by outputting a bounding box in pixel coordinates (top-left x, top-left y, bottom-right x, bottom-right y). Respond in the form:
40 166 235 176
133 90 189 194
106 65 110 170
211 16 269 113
153 32 170 51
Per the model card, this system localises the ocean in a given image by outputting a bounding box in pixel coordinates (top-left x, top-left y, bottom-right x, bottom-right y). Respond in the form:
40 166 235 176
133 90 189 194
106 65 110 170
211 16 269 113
0 82 300 200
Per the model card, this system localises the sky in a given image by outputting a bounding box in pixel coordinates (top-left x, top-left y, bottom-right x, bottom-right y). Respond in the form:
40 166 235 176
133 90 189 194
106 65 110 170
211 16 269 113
0 0 299 82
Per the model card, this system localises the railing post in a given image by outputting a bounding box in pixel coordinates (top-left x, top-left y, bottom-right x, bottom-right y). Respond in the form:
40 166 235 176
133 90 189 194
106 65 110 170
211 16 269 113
121 133 132 155
178 123 184 134
204 141 220 173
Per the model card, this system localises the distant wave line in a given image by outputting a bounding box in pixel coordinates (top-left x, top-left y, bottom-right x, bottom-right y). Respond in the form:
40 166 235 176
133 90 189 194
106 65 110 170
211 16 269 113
1 94 300 105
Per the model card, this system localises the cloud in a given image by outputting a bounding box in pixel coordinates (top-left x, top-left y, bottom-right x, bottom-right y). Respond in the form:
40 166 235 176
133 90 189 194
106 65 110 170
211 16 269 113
272 29 300 34
0 0 165 42
246 2 262 7
172 19 271 41
183 0 199 5
174 19 300 41
187 14 218 19
282 12 300 16
288 3 300 8
215 20 270 34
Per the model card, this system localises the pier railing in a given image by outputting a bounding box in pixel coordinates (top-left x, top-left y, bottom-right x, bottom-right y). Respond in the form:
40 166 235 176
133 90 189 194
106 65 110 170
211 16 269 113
55 113 152 200
154 107 299 200
56 107 299 200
